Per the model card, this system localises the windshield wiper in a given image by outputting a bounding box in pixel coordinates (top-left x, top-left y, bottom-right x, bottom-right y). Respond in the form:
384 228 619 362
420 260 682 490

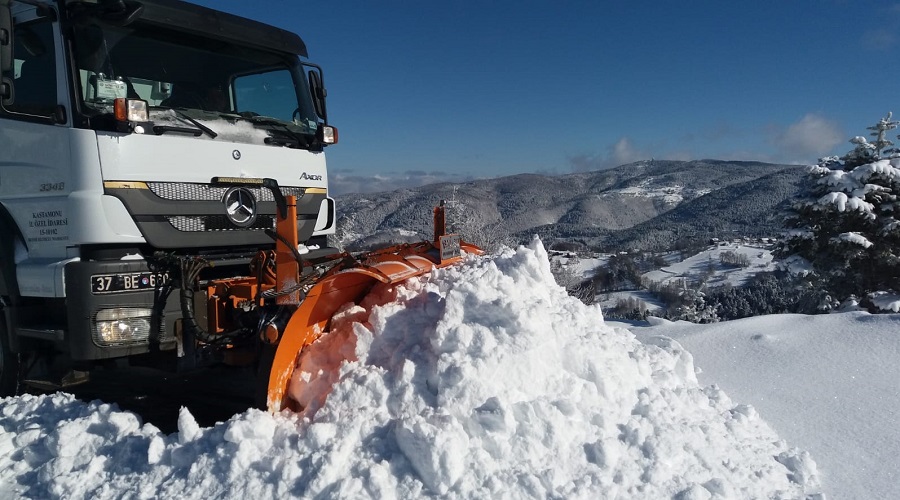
233 114 312 149
152 125 203 137
151 106 218 139
265 135 301 148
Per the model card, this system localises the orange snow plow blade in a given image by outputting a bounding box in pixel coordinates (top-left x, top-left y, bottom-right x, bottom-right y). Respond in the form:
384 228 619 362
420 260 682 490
265 208 481 412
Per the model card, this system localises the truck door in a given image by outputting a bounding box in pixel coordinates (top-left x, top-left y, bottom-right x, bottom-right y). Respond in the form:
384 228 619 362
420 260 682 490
0 2 73 266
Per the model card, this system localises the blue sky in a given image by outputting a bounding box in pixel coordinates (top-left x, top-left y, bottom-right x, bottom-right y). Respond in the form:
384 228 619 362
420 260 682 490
193 1 900 194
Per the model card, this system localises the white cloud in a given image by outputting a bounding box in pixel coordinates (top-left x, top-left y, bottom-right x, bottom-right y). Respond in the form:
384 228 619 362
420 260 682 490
610 137 643 165
772 114 844 161
568 137 649 171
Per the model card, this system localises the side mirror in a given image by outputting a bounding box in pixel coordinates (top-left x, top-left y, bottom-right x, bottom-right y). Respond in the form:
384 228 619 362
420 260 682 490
0 1 12 74
306 65 327 122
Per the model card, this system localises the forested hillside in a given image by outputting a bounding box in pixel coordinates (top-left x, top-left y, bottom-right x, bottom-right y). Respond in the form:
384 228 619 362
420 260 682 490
335 160 805 252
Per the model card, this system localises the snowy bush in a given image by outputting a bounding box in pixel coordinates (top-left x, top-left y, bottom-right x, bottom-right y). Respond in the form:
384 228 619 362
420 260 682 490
607 296 649 321
778 114 900 311
665 287 719 323
644 280 720 324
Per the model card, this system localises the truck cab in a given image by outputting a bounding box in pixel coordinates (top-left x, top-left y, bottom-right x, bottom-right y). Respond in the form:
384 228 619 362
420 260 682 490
0 0 337 393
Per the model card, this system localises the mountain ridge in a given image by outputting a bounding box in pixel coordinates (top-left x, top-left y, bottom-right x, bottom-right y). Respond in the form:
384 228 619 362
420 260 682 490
334 159 806 251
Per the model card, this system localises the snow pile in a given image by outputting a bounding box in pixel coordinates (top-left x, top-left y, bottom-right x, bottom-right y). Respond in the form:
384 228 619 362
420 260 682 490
0 238 818 498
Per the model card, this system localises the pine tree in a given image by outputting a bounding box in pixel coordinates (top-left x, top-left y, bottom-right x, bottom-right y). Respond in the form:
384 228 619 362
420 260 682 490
777 114 900 309
868 112 897 157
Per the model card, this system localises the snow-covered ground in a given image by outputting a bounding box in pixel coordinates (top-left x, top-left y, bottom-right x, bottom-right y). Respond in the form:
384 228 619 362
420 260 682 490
625 313 900 500
643 243 775 288
0 238 868 499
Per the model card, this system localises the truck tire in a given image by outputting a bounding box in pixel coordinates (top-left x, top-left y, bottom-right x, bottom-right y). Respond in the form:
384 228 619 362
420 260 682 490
0 308 19 397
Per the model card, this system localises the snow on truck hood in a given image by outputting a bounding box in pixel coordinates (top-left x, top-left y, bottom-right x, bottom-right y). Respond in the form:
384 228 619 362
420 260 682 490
0 238 819 499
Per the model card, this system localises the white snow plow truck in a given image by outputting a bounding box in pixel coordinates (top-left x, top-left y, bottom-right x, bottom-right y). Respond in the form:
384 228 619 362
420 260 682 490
0 0 479 411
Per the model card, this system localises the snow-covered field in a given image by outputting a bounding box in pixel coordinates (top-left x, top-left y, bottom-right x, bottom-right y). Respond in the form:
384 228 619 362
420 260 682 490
5 238 890 498
625 313 900 500
643 243 775 288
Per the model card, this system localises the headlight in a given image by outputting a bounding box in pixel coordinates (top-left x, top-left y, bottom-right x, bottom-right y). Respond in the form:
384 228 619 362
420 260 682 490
318 125 338 145
93 307 153 346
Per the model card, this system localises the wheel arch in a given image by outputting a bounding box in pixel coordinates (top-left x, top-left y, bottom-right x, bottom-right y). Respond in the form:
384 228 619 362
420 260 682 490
0 202 25 301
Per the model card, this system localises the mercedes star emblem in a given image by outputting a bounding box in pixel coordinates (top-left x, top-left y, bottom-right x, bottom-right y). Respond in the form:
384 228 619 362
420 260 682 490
223 187 257 228
232 150 241 160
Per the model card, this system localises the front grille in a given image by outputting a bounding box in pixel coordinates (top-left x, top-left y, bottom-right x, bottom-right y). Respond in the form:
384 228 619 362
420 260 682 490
147 182 305 202
168 215 276 232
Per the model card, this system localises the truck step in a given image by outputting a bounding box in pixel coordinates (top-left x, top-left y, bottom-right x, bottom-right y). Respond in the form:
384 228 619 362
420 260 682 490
18 328 65 341
23 370 91 391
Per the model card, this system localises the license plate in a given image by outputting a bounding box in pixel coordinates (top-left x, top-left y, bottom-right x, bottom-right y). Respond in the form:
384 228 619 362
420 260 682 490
91 271 170 294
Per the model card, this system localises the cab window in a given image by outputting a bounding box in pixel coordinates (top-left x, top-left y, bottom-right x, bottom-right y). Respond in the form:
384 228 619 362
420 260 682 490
1 11 57 118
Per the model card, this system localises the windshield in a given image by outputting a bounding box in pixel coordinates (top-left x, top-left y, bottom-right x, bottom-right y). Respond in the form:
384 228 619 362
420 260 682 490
71 20 320 145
